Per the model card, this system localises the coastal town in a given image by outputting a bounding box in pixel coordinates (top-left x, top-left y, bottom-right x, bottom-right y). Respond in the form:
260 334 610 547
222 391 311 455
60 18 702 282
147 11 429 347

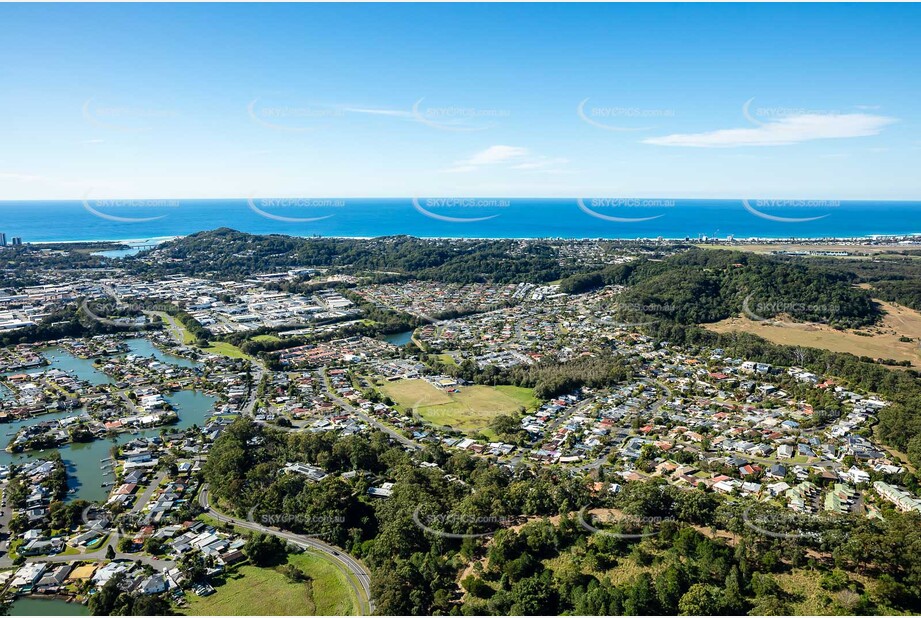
2 235 921 615
5 1 921 614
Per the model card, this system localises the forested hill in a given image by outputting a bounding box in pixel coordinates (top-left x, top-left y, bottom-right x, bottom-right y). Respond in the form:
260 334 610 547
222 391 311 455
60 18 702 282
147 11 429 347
788 253 921 313
560 248 881 328
127 228 574 283
130 231 882 327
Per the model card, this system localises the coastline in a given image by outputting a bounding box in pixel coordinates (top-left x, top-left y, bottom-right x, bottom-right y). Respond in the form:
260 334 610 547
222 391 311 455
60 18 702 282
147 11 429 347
19 232 921 245
29 236 180 246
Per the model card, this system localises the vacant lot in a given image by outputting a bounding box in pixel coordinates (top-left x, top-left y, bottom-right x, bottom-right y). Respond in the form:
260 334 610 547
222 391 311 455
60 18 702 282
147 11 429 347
380 379 539 433
183 553 356 616
706 300 921 366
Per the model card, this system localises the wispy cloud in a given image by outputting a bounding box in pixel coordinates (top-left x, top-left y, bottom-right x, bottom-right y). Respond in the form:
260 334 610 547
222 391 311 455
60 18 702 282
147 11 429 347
343 106 412 118
643 113 896 148
83 138 105 144
0 171 45 182
444 145 527 173
443 145 570 174
510 156 570 170
467 145 529 165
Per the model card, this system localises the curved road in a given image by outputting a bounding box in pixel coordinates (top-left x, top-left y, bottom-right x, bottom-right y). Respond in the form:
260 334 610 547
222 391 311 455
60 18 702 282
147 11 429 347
198 485 373 615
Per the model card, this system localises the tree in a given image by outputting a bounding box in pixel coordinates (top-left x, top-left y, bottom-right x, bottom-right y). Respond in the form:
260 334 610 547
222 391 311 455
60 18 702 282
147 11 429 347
511 574 557 615
131 594 173 616
178 550 208 586
751 572 781 598
118 536 136 553
907 435 921 470
678 584 723 616
143 536 165 556
656 564 687 613
89 573 124 615
489 414 522 439
624 572 657 615
243 533 287 567
723 565 746 613
461 575 494 599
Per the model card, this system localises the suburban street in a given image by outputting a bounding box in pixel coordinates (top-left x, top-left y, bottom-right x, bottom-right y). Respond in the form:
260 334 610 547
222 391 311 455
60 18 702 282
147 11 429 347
130 469 168 514
321 366 422 452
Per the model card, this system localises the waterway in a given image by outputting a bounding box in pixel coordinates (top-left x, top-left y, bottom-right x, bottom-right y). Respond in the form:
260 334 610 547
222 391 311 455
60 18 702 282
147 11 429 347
124 338 198 368
8 597 89 616
383 330 414 346
0 339 215 503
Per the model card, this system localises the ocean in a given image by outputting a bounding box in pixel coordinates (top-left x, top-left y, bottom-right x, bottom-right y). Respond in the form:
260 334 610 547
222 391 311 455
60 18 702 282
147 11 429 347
1 198 920 244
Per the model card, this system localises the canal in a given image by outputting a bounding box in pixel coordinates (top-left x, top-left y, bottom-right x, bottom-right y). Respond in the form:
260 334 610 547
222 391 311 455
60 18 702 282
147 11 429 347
0 339 215 503
8 597 89 616
383 330 414 346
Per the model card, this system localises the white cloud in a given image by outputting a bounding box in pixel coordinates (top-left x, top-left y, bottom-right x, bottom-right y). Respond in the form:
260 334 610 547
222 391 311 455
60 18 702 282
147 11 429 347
443 165 478 174
511 156 569 170
343 107 411 118
643 113 896 148
443 146 569 174
0 171 44 182
465 145 529 165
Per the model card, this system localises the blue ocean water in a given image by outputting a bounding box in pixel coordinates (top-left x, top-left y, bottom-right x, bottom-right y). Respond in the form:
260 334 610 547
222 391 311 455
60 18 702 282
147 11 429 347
1 198 920 243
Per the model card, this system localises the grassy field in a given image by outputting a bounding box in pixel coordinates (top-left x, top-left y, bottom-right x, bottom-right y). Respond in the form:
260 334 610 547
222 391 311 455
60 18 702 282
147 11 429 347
251 334 282 343
706 299 921 367
183 553 356 616
152 311 198 344
199 341 252 360
436 353 458 366
379 379 539 433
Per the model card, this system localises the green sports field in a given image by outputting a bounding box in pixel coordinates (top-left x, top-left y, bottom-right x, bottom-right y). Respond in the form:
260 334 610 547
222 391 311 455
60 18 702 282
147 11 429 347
379 378 540 433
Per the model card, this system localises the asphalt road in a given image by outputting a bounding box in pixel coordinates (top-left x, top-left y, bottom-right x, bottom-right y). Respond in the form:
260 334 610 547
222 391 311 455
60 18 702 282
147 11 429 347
198 485 374 615
321 366 422 451
130 469 168 514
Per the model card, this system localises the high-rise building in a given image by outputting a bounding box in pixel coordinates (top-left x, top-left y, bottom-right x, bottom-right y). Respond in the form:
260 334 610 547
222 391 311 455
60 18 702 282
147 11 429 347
0 233 6 246
11 237 22 246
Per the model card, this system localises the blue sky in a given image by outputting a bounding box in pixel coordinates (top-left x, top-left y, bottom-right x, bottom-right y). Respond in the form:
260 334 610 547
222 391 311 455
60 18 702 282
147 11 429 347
1 3 920 200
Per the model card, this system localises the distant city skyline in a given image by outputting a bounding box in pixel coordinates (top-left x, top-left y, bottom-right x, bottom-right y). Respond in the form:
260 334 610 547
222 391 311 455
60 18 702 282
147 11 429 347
1 3 919 200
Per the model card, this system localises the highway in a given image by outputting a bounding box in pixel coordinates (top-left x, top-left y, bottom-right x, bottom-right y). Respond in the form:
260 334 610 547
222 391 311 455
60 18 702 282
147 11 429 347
198 485 374 615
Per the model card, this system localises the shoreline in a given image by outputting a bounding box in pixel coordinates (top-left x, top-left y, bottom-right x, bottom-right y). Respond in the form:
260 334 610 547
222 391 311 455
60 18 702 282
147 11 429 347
18 232 921 245
29 237 179 247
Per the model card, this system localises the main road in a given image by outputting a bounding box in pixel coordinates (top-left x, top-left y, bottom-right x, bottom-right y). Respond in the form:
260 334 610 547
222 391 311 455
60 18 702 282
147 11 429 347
198 485 373 615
